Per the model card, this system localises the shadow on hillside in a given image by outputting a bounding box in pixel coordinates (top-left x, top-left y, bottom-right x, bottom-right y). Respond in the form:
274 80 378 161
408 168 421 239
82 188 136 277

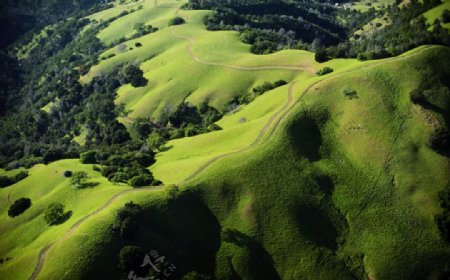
222 228 281 280
137 191 222 278
315 175 334 196
294 204 339 251
288 113 323 162
77 182 100 189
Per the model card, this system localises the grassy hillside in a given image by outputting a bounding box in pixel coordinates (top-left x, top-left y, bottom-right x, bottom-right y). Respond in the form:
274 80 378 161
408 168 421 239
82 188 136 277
0 0 449 279
14 45 448 280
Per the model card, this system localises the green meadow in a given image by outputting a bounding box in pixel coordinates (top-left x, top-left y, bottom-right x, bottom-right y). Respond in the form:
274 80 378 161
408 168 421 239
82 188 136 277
1 0 449 279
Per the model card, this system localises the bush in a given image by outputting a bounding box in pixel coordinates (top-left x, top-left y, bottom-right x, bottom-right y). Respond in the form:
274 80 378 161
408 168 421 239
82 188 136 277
135 42 142 47
80 150 97 164
343 88 358 99
70 171 89 188
130 174 153 187
168 16 185 26
43 203 70 225
125 65 148 87
315 49 329 63
14 171 28 182
316 67 333 76
118 246 146 272
8 198 32 217
63 170 73 177
0 176 14 188
113 201 142 239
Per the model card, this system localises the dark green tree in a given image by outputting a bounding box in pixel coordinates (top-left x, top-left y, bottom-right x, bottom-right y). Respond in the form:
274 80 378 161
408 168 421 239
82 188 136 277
8 198 32 217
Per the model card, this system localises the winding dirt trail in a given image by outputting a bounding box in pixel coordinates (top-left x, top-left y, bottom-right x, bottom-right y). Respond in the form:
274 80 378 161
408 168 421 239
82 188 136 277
180 45 435 184
28 187 162 280
170 28 314 73
28 20 435 279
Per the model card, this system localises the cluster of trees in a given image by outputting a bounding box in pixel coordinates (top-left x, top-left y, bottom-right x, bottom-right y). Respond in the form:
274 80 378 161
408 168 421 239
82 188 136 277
0 171 28 188
189 0 346 54
131 22 158 40
322 0 450 61
8 198 31 217
79 144 159 187
224 80 287 110
188 0 450 60
112 201 142 239
0 0 114 49
132 101 223 153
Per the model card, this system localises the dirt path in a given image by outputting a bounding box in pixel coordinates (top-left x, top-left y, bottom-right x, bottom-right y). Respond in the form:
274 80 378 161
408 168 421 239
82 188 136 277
28 187 162 280
181 45 435 184
170 28 313 73
28 23 435 279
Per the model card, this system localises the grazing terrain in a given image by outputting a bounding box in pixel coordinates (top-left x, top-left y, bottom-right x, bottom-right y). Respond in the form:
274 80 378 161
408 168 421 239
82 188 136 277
0 0 449 279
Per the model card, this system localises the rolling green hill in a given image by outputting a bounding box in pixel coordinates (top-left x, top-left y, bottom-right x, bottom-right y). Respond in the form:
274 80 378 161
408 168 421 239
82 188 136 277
0 0 449 279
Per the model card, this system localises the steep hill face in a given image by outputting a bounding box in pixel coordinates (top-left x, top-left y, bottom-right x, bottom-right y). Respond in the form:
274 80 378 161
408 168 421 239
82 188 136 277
0 0 449 280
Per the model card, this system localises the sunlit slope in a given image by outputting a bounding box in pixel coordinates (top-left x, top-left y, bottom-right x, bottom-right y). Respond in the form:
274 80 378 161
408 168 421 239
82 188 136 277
0 160 153 279
179 45 450 279
82 2 337 121
37 45 450 280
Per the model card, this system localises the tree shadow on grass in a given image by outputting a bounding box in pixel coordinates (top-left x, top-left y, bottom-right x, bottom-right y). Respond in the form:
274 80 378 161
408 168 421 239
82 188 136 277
294 204 339 251
287 113 323 162
77 182 100 189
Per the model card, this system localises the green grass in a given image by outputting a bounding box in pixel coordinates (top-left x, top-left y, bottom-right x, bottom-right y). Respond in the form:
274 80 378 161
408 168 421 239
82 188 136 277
0 160 142 279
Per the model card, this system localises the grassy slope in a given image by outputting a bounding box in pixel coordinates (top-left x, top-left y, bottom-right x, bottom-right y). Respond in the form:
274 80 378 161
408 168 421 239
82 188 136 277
34 45 449 280
0 160 163 279
1 0 449 279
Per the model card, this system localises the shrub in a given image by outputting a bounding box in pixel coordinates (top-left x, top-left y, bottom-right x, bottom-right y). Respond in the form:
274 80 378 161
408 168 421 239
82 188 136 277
70 171 89 188
135 42 142 47
130 174 153 187
168 16 185 26
343 88 358 99
315 48 329 63
8 198 32 217
0 176 14 188
151 179 163 186
43 203 70 225
125 65 148 87
80 150 97 164
14 171 28 182
113 201 142 239
118 246 146 272
63 170 73 177
316 67 333 76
